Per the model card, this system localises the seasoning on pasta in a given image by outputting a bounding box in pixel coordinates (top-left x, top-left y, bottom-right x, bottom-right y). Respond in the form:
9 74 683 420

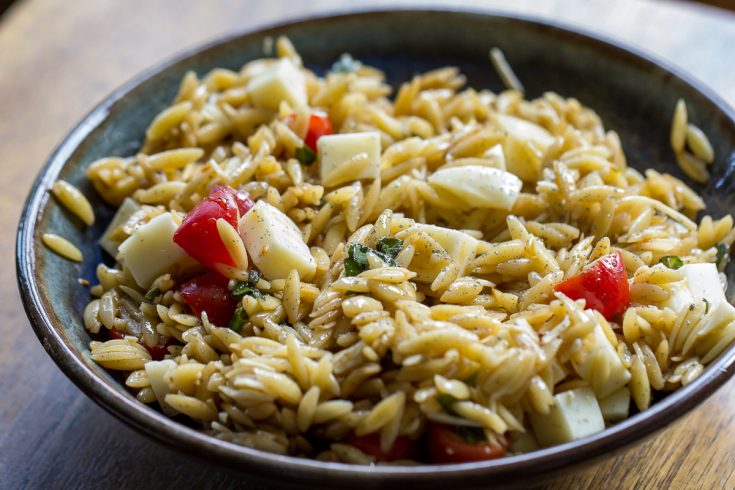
72 39 735 464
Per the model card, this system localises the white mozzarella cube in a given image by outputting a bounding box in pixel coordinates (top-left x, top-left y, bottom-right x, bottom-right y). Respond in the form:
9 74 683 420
413 223 478 258
238 201 316 281
428 165 522 210
529 387 605 447
246 58 307 110
679 263 726 306
118 212 191 288
666 281 695 314
144 359 177 416
100 197 141 257
496 114 554 149
318 132 381 187
598 387 631 422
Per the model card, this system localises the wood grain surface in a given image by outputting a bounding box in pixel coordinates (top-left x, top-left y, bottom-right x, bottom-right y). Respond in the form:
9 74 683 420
1 0 734 488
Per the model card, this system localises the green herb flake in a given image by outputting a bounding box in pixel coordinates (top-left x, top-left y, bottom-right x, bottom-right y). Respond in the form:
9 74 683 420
144 287 160 302
716 243 729 268
376 237 403 259
704 298 710 314
228 306 248 333
330 53 363 74
456 426 486 445
232 282 261 299
295 146 316 166
660 255 684 270
436 394 458 415
345 243 370 276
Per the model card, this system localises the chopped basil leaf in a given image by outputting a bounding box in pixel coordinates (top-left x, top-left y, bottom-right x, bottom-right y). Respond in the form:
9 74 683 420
248 269 261 286
436 394 458 415
232 282 261 299
376 237 403 259
295 146 316 166
660 255 684 270
345 242 398 276
716 243 729 268
228 306 248 333
144 287 160 301
345 243 370 276
330 53 363 74
457 426 486 445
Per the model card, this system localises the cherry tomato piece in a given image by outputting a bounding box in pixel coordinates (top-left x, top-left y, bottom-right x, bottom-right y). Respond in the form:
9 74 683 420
173 185 252 270
146 343 168 361
179 272 238 327
554 251 629 320
303 112 333 152
429 424 507 464
345 432 417 461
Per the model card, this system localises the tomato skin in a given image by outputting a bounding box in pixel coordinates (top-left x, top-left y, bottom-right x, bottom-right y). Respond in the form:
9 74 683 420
146 343 168 361
173 185 252 270
109 328 126 340
554 251 629 320
303 113 333 152
208 185 254 217
429 424 507 464
345 432 416 461
179 272 238 327
288 112 333 152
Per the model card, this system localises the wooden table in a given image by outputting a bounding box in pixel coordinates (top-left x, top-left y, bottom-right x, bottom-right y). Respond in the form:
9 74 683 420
1 0 734 487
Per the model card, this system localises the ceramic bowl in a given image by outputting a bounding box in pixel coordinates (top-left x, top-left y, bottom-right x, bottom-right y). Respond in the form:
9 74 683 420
16 8 735 489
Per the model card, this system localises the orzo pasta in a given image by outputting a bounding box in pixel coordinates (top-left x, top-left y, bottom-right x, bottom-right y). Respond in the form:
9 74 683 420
68 39 735 463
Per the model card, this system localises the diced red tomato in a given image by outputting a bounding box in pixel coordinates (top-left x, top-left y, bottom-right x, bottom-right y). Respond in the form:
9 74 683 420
288 112 333 152
146 343 168 361
208 184 254 217
429 424 507 464
554 251 630 320
345 432 417 461
109 328 126 340
173 185 253 270
179 272 238 327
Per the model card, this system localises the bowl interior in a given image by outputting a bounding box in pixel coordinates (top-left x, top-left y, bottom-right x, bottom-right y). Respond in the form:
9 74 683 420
17 8 735 489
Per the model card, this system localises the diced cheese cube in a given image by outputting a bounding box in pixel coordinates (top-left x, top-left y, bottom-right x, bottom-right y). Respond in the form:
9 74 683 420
428 165 522 210
246 58 306 110
598 387 630 422
571 324 631 398
665 281 695 314
238 201 316 281
413 223 478 259
529 387 605 447
144 359 177 416
118 212 192 288
679 263 726 306
318 132 381 187
100 197 141 257
496 114 554 149
503 136 544 182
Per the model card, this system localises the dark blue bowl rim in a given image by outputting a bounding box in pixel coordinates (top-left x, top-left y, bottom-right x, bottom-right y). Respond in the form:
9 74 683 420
15 5 735 484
